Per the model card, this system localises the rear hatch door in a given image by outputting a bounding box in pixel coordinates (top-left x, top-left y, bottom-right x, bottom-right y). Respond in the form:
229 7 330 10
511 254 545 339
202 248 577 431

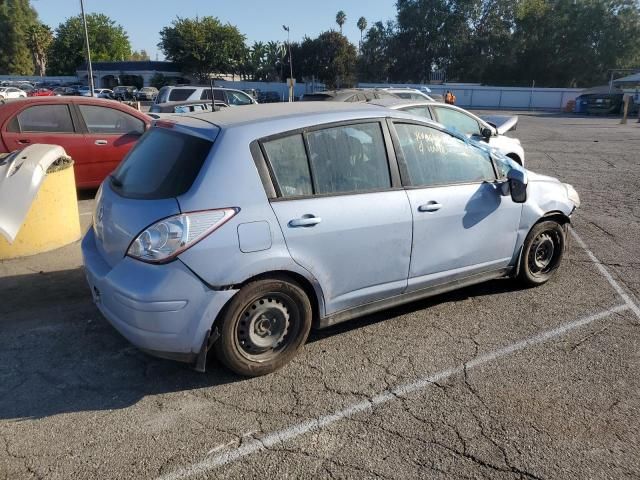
93 118 219 267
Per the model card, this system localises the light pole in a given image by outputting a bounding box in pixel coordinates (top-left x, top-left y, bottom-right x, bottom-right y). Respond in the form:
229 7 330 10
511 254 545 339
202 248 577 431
282 25 293 102
80 0 94 96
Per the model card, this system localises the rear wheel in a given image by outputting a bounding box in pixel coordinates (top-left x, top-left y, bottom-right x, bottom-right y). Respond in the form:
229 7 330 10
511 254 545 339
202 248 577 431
213 278 312 376
518 221 566 286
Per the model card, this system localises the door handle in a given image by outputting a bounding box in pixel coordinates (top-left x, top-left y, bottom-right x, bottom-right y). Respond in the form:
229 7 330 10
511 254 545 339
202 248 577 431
94 140 108 145
418 201 442 212
17 139 31 144
289 215 322 227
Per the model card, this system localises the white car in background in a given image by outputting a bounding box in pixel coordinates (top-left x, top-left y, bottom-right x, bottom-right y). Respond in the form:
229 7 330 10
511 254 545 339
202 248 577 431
370 98 526 165
0 87 27 100
383 87 435 102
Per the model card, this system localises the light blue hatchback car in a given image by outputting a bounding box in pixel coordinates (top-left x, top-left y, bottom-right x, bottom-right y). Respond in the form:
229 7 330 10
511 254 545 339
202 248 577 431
82 103 580 376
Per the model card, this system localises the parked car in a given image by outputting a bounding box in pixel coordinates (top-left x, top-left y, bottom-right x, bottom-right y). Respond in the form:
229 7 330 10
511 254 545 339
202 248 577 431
586 93 623 115
0 97 150 188
258 91 281 103
81 102 580 376
96 89 114 99
0 87 27 100
52 86 79 96
112 86 138 101
383 87 435 101
370 98 526 165
148 100 228 116
155 86 258 106
27 88 55 97
135 87 159 101
300 88 398 102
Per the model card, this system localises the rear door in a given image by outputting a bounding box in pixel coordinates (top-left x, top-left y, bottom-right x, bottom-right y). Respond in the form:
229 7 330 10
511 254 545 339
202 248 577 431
75 104 146 187
1 103 86 168
264 120 413 315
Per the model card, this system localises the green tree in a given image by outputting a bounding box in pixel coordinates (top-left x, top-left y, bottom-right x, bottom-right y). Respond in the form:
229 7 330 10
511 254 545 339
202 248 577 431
357 16 367 48
295 31 356 88
158 16 246 83
0 0 38 75
129 49 150 61
49 14 131 75
357 21 395 82
27 22 53 77
336 10 347 33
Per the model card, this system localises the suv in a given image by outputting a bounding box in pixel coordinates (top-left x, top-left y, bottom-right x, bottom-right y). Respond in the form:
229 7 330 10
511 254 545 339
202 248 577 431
155 86 257 106
82 103 580 376
112 86 138 101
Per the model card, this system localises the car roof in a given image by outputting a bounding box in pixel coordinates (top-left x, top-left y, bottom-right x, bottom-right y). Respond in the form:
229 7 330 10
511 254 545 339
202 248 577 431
368 98 434 108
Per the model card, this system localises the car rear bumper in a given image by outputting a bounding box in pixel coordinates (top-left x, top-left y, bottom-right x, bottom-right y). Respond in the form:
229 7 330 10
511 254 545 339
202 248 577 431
81 228 237 362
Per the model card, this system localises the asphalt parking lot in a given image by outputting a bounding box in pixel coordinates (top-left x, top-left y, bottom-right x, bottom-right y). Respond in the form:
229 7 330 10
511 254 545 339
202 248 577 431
1 112 639 480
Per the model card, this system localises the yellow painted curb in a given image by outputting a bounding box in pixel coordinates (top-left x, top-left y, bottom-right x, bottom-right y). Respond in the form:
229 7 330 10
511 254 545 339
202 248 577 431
0 164 81 259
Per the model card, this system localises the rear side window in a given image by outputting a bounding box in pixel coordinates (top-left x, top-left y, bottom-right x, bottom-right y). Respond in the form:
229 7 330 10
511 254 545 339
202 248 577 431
263 134 312 197
78 105 144 135
111 128 213 199
306 123 390 194
200 89 226 101
168 88 196 101
16 105 74 133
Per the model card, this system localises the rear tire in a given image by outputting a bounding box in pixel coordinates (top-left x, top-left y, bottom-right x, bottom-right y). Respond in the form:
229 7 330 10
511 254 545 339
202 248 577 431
213 278 312 376
518 221 566 286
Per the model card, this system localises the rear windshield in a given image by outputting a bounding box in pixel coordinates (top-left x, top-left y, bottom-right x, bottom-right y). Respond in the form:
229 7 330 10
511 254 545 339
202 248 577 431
111 127 213 199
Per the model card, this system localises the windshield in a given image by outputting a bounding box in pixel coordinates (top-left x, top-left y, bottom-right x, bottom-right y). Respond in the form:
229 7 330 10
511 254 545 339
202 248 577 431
111 127 213 199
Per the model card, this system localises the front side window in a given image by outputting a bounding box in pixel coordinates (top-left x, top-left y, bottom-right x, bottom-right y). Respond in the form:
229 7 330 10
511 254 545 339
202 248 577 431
395 123 495 187
306 122 390 194
16 105 74 133
263 134 313 197
433 107 481 136
400 105 432 120
78 105 144 135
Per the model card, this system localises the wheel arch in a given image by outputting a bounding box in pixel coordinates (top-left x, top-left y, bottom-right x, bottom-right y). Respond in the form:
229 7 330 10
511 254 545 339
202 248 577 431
231 270 324 328
506 152 522 165
514 210 571 278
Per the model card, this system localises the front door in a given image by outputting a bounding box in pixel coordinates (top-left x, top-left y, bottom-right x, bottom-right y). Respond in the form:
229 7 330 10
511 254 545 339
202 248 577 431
391 121 522 291
263 121 413 315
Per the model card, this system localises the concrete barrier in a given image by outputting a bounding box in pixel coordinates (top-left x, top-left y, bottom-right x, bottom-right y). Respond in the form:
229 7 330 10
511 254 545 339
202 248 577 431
0 162 81 259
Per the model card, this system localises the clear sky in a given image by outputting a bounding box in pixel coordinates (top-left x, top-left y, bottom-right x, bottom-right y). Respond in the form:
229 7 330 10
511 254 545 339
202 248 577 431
32 0 398 60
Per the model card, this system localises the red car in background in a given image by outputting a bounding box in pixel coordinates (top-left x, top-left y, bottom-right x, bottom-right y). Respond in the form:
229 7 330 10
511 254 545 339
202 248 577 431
27 88 55 97
0 97 151 188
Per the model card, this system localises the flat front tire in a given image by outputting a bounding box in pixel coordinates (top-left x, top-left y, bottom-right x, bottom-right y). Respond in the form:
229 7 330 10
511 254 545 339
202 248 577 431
518 220 566 286
213 278 312 377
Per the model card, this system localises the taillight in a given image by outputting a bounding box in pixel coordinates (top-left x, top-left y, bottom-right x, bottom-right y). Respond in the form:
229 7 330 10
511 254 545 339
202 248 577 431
127 208 238 263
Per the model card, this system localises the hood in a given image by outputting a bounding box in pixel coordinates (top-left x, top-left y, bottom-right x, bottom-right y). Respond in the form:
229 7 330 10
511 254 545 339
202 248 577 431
480 115 518 135
526 170 561 184
0 144 69 243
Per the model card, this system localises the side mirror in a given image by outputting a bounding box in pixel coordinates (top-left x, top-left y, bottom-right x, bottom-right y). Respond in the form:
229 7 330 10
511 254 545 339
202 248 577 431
507 168 527 203
480 127 493 139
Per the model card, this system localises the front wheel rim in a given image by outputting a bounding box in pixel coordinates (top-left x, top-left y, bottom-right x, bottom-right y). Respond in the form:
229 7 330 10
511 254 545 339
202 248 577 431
528 230 562 276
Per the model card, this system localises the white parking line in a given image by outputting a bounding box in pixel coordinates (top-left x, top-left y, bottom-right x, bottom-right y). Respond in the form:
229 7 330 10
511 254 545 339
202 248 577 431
157 228 638 480
570 229 640 319
157 306 628 480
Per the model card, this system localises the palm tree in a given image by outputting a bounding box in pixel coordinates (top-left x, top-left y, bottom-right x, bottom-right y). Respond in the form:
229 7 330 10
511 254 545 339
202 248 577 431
336 10 346 34
357 16 367 48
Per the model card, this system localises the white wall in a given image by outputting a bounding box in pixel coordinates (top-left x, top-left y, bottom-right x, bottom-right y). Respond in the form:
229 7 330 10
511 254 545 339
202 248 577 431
359 82 583 110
